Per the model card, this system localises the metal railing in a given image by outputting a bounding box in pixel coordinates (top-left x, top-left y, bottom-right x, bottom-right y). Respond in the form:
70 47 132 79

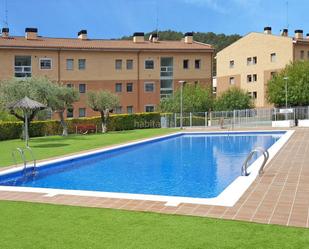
11 146 37 176
241 147 269 176
162 106 309 128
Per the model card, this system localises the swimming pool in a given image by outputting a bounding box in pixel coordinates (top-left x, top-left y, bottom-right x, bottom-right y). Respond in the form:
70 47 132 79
0 131 294 206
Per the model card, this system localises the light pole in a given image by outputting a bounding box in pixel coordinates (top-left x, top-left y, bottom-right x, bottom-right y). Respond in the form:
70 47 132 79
284 76 288 109
283 76 289 120
179 80 185 129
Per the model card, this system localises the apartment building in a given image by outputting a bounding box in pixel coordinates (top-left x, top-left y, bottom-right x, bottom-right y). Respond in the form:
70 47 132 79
216 27 309 107
0 28 214 118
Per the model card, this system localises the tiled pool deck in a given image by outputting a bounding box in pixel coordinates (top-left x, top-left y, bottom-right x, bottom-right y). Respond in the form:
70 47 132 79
0 128 308 228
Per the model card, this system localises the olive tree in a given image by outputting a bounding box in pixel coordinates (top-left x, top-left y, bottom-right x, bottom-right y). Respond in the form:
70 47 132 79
267 61 309 107
159 84 213 113
87 90 120 133
214 87 253 111
0 77 56 124
49 85 79 136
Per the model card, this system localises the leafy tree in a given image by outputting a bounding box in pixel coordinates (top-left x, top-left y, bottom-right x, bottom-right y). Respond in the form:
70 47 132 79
267 61 309 107
0 77 56 127
87 90 120 133
159 84 213 113
214 87 253 111
49 85 79 136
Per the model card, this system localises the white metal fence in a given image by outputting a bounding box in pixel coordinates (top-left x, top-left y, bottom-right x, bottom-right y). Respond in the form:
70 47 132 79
161 106 309 128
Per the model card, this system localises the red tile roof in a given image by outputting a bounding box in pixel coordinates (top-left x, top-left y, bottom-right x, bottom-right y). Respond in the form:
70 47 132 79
0 36 213 51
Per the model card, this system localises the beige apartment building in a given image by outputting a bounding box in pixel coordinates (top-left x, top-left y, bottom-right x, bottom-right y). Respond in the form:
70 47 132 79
0 28 213 118
216 27 309 107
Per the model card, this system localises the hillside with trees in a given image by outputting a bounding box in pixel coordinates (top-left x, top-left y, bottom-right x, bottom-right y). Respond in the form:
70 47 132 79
121 30 241 54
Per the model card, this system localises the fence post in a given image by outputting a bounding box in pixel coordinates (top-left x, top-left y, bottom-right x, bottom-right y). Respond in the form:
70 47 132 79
233 110 236 129
190 112 192 127
174 113 177 128
205 112 207 127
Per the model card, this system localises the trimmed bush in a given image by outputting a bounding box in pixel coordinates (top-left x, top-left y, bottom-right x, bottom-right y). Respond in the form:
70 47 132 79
0 112 161 141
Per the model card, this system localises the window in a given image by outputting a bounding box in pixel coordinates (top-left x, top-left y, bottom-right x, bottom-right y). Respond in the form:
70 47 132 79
183 59 189 69
126 83 133 92
78 59 86 70
248 92 257 99
115 106 122 114
271 53 276 62
79 83 86 93
253 74 257 82
247 75 252 83
253 56 257 64
300 50 305 60
229 60 234 68
247 57 252 65
229 77 235 85
145 60 154 69
115 59 122 70
145 82 155 92
126 59 133 70
195 59 201 69
115 83 122 92
14 56 31 77
79 108 86 117
271 72 277 79
145 105 155 112
67 108 74 118
40 58 52 70
67 83 73 88
127 106 133 114
66 59 74 70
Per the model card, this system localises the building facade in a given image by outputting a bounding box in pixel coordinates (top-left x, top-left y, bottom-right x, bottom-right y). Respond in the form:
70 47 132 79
216 27 309 107
0 28 214 118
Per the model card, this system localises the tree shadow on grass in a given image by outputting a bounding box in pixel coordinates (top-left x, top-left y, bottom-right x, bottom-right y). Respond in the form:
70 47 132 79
31 143 70 148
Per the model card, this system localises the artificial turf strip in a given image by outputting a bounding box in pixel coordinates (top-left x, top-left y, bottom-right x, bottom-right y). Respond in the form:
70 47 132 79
0 128 178 167
0 201 308 249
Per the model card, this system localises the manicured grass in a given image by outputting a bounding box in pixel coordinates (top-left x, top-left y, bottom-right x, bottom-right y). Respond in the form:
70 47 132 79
0 201 308 249
0 128 178 167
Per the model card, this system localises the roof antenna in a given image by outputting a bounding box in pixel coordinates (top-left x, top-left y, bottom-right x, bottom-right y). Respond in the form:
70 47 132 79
155 0 159 37
3 0 9 28
286 0 289 29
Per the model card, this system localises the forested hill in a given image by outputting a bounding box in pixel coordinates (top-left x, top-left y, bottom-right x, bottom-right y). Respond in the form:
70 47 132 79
121 30 241 53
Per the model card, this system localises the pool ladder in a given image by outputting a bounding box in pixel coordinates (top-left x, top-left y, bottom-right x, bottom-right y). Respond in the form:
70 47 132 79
241 147 269 176
12 146 37 176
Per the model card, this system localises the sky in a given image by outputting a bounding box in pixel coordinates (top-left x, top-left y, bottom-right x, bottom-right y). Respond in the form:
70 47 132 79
0 0 309 39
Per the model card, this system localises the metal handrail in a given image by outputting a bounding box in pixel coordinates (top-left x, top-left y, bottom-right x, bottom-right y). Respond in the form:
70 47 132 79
11 146 37 176
11 148 26 169
241 147 269 176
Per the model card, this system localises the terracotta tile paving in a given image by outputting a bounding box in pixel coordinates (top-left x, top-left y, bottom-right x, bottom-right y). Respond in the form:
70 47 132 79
0 128 309 228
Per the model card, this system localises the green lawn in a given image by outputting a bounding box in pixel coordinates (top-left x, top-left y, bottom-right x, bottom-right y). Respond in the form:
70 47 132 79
0 128 178 167
0 201 308 249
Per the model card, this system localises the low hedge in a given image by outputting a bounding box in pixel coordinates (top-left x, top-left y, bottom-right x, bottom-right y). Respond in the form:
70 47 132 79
0 112 161 141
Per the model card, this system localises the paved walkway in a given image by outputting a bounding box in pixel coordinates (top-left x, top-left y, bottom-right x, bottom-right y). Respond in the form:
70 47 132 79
0 128 308 228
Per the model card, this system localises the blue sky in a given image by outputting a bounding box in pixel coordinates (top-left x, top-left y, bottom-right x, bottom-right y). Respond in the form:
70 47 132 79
1 0 309 39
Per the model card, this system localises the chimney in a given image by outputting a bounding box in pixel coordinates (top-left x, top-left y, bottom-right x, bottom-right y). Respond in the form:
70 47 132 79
264 27 272 35
78 30 87 40
149 33 159 42
306 33 309 40
295 30 303 39
25 27 38 40
133 32 144 43
184 32 193 44
1 27 9 38
281 29 288 37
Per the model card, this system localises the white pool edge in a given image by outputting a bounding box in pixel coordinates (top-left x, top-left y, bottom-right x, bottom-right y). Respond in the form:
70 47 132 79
0 130 295 207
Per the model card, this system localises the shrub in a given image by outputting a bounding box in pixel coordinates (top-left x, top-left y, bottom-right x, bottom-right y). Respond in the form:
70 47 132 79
0 112 161 141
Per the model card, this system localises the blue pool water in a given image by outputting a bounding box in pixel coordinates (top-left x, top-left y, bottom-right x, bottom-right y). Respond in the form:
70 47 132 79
0 132 284 198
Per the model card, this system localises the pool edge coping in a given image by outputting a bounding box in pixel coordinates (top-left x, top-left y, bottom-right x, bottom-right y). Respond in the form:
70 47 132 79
0 129 295 207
